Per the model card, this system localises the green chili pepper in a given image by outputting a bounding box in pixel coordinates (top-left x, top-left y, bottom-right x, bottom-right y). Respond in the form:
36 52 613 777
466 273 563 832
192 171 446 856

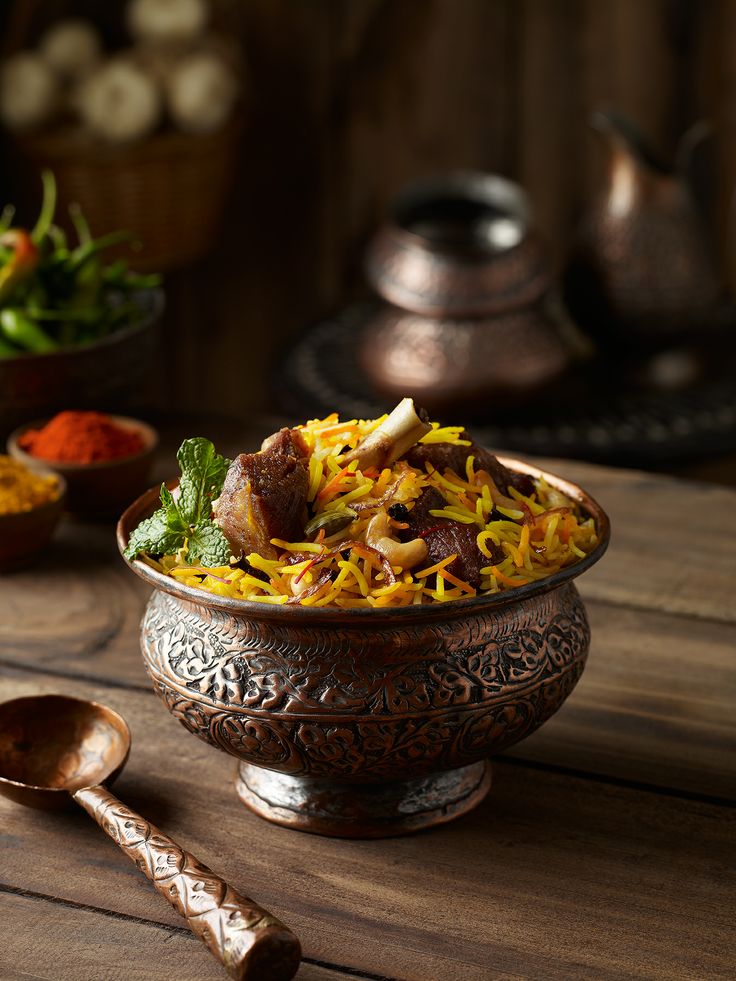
0 334 19 357
0 309 58 353
31 170 57 245
27 307 102 323
47 224 68 252
68 202 91 246
69 230 135 273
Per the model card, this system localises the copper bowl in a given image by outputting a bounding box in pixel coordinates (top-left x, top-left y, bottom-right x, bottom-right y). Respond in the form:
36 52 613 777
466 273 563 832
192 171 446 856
0 288 163 440
117 458 609 838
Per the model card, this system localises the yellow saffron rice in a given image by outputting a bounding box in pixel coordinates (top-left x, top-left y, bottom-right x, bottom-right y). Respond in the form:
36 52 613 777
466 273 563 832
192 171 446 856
148 413 598 607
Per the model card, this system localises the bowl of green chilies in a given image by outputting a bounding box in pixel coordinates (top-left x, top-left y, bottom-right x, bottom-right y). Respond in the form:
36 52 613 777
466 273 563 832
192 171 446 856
0 172 163 436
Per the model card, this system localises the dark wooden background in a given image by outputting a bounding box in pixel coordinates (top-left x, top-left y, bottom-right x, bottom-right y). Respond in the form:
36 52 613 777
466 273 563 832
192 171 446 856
3 0 736 417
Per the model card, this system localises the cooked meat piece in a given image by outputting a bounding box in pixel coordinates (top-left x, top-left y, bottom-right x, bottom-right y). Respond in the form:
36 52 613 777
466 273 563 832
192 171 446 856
399 486 497 587
406 442 470 477
405 485 451 528
406 438 535 498
261 427 309 458
214 428 309 560
477 450 536 499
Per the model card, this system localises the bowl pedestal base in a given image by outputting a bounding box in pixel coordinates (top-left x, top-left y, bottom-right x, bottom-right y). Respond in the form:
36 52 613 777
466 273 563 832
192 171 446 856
235 760 492 838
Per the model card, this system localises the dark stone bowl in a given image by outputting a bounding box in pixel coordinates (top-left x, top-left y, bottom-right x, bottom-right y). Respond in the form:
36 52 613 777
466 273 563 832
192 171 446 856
0 288 163 440
117 457 609 838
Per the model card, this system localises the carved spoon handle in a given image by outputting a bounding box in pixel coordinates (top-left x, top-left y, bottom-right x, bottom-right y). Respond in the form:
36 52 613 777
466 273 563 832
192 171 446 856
73 785 301 981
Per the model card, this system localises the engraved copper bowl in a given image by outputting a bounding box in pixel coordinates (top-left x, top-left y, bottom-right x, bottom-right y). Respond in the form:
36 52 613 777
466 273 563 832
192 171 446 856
118 458 609 838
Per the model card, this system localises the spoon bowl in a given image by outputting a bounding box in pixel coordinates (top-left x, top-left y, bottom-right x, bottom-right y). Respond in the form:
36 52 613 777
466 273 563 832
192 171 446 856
0 694 129 809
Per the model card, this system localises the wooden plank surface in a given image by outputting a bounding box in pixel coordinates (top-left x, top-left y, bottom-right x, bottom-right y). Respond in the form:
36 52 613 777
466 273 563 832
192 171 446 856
541 459 736 623
507 597 736 800
0 892 356 981
0 670 733 981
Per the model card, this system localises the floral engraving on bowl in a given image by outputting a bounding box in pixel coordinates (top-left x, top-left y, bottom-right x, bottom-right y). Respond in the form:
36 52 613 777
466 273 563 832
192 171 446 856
142 587 589 713
141 584 589 779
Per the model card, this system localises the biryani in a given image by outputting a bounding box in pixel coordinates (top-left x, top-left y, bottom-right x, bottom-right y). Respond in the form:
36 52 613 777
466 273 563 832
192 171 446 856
125 399 598 607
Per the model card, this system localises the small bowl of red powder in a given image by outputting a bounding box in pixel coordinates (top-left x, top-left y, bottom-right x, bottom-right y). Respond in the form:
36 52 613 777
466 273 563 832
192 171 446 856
8 411 158 518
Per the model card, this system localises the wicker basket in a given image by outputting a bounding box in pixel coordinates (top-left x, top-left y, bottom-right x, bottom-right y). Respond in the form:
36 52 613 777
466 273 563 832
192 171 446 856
3 0 245 271
15 118 242 271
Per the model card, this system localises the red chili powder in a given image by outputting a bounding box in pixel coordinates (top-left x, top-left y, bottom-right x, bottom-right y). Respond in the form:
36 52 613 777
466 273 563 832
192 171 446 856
19 411 145 464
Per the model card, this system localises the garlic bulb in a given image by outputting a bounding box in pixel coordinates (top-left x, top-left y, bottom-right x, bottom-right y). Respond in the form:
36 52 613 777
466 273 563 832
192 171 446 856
39 19 102 81
78 59 161 143
0 53 57 131
166 53 238 134
127 0 208 46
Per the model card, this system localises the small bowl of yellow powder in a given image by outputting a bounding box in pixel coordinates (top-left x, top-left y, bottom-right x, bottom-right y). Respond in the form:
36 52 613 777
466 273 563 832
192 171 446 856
0 455 66 571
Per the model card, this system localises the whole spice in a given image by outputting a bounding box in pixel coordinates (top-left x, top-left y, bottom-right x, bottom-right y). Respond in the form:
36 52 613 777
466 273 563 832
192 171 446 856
19 411 145 464
0 455 60 515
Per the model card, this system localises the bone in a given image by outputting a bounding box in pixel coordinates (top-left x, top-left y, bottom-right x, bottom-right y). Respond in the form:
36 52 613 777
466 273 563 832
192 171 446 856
343 398 431 470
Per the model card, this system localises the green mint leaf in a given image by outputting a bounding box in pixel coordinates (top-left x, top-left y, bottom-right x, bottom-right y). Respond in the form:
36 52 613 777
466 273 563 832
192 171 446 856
176 438 230 526
160 484 187 533
124 508 185 560
186 522 232 567
160 484 176 510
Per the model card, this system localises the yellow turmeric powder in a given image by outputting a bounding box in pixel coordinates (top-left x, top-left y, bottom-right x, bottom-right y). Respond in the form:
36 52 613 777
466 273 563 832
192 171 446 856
0 455 60 515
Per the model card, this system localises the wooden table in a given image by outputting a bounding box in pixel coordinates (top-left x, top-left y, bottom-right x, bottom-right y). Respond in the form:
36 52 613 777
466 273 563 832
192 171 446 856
1 421 734 981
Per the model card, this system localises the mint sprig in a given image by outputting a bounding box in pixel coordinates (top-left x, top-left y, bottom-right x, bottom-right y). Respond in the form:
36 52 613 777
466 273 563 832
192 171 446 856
176 437 231 526
125 437 231 566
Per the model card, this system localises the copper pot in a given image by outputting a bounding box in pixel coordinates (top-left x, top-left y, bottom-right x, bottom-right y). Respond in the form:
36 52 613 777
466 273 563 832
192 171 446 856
361 173 571 414
118 458 609 839
564 110 723 348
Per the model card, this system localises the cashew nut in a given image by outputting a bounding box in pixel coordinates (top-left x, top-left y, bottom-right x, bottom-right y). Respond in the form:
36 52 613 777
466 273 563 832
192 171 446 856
365 511 428 569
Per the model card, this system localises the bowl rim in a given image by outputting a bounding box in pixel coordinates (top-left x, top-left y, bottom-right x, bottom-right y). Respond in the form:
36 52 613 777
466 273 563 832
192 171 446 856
0 286 163 365
116 455 610 622
8 415 159 472
386 171 533 255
